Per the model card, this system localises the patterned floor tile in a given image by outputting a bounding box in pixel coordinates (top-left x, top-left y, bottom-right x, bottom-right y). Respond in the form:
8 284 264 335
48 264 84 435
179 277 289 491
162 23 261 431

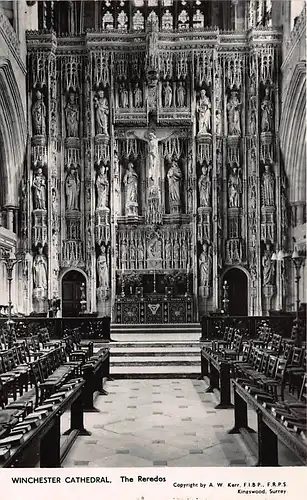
62 378 258 468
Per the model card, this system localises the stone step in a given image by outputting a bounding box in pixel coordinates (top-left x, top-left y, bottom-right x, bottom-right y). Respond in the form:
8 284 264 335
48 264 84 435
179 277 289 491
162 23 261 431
111 355 200 366
111 323 200 330
110 347 200 355
111 333 200 342
111 365 201 378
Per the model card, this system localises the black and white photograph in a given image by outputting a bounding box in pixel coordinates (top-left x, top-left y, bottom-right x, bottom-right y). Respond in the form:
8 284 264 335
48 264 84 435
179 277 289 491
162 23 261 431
0 0 306 486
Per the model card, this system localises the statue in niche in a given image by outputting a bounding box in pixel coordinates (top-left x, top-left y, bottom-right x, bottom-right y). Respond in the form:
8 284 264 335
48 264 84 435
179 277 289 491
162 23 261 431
65 91 79 137
261 87 273 133
94 90 109 135
215 109 222 135
167 160 182 205
227 91 241 135
199 242 212 287
250 109 257 135
163 81 172 107
123 162 138 214
32 167 47 210
96 162 109 210
97 245 109 290
32 90 46 136
137 240 144 267
197 89 211 134
261 165 275 206
250 148 257 172
198 163 212 207
120 84 129 108
177 82 186 107
33 245 47 290
262 243 275 286
113 151 120 178
187 150 193 177
146 11 159 70
228 166 242 208
65 164 80 211
147 131 159 184
134 83 143 107
148 234 162 260
250 182 257 210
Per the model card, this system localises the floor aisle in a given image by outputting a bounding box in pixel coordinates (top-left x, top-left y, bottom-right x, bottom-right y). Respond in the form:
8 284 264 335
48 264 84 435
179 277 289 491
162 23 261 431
62 379 255 467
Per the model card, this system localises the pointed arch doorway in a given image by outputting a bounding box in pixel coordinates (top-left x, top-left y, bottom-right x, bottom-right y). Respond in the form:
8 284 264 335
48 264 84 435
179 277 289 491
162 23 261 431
223 268 248 316
62 270 86 317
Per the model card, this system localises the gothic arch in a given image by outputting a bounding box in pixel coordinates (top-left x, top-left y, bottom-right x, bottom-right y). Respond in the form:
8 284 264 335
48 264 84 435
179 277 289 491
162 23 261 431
280 61 306 203
0 57 27 207
60 267 88 282
221 265 251 283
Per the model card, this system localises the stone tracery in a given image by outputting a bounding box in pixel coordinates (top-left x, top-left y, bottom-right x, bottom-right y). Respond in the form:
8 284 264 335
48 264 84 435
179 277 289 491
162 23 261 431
24 1 284 317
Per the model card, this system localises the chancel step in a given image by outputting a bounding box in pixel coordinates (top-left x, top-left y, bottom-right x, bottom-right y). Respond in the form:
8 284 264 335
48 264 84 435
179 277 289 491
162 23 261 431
110 323 201 343
109 323 201 378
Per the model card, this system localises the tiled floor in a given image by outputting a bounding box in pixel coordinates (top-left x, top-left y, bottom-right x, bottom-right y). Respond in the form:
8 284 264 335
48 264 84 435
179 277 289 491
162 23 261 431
62 378 256 467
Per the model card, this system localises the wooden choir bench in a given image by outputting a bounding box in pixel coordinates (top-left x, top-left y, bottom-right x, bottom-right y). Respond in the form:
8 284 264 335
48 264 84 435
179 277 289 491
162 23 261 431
229 378 307 466
201 332 243 408
0 330 111 467
0 379 88 468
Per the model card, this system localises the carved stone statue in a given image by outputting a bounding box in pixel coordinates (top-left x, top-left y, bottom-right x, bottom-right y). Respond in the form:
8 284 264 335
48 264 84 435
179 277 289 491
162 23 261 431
261 87 273 133
197 89 211 134
199 242 212 287
113 150 120 178
147 131 159 183
215 109 222 135
228 166 242 208
97 245 109 290
65 91 79 137
33 246 47 290
261 165 275 206
227 91 241 135
120 84 129 108
163 81 172 107
198 164 211 207
146 11 159 71
123 162 138 215
250 109 257 135
96 163 109 210
65 164 80 211
167 160 182 205
177 81 186 107
32 167 46 210
94 90 109 135
262 243 275 286
32 90 46 136
134 83 143 107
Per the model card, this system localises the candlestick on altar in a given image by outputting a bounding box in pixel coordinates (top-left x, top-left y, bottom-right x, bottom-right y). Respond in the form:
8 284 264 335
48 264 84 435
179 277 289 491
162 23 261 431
153 267 157 294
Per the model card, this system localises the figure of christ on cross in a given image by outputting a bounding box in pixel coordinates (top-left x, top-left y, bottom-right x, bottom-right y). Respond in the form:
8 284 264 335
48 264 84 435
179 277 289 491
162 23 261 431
127 128 177 196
